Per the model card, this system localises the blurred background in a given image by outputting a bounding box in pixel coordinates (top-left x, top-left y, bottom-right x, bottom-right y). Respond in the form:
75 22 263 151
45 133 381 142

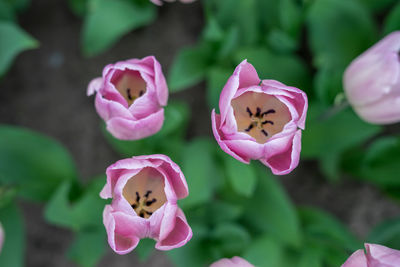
1 0 400 266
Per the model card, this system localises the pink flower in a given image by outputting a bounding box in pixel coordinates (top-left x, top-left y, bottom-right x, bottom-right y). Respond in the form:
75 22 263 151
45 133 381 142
0 222 3 254
344 31 400 124
210 256 254 267
342 243 400 267
150 0 196 5
211 60 308 175
100 154 192 254
87 56 168 140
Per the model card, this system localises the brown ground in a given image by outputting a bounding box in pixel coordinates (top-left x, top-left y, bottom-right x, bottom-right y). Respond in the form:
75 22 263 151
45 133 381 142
0 0 399 266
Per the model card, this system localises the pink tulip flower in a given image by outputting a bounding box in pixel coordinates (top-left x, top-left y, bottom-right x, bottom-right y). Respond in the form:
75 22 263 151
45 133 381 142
100 154 192 254
0 222 3 254
342 243 400 267
211 60 308 175
150 0 196 5
344 31 400 124
87 56 168 140
210 256 254 267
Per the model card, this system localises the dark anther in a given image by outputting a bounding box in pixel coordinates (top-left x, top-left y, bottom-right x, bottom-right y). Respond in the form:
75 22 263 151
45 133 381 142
146 198 157 206
144 190 152 198
131 204 137 209
245 124 254 132
262 109 276 116
262 120 274 125
246 107 253 117
135 192 140 202
127 88 133 100
261 130 268 136
255 107 261 117
145 211 153 215
139 90 144 97
139 211 145 218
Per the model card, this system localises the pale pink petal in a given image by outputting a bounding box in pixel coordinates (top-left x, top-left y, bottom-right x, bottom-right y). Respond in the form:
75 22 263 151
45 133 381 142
261 130 301 175
366 243 400 267
87 77 103 96
210 256 254 267
156 208 192 250
0 222 4 254
106 109 164 140
341 249 368 267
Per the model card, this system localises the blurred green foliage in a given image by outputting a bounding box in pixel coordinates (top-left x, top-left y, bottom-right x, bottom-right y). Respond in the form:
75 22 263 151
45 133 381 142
1 0 400 266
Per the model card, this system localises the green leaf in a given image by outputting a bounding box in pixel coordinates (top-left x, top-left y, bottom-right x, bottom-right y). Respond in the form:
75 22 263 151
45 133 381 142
307 0 377 68
243 166 302 247
368 217 400 249
69 0 88 17
166 224 212 267
0 1 16 22
135 238 155 262
298 249 323 267
234 47 311 92
384 2 400 35
0 21 38 76
224 155 257 197
267 30 298 53
299 207 361 252
168 43 212 92
0 125 77 201
179 138 219 209
45 179 106 231
206 66 231 110
212 222 251 256
279 0 303 38
209 0 259 45
302 105 381 158
357 136 400 186
360 0 398 13
314 64 345 105
243 235 285 267
82 0 156 56
0 203 25 267
67 229 106 267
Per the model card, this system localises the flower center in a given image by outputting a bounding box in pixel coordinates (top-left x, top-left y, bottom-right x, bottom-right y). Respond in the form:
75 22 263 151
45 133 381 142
112 70 147 106
122 167 167 219
231 92 291 144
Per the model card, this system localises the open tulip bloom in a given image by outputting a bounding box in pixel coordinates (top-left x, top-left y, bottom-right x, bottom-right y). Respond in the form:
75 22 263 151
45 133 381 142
87 56 168 140
342 243 400 267
100 155 192 254
211 60 308 175
344 31 400 124
210 256 254 267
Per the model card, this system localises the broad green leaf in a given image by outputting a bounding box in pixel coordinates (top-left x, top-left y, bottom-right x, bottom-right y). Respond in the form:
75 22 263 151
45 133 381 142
207 201 243 224
307 0 377 68
279 0 303 38
368 217 400 249
243 166 301 247
168 43 213 92
2 0 30 12
302 105 381 158
0 203 25 267
299 207 361 252
69 0 88 17
267 30 298 53
0 22 38 76
211 222 251 256
224 155 257 197
298 249 323 267
314 64 345 105
357 136 400 186
82 0 156 56
257 0 280 32
234 47 311 92
166 224 212 267
243 235 284 267
179 138 219 209
206 66 231 110
45 179 106 231
209 0 259 45
360 0 398 13
135 238 155 262
0 1 16 21
67 229 106 267
384 2 400 35
0 125 77 201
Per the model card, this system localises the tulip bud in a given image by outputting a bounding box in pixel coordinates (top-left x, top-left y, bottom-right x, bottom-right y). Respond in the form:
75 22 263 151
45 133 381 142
344 31 400 124
342 243 400 267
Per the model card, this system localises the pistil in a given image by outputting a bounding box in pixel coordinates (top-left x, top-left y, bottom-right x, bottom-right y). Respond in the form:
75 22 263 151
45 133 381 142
131 190 157 218
244 107 276 136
